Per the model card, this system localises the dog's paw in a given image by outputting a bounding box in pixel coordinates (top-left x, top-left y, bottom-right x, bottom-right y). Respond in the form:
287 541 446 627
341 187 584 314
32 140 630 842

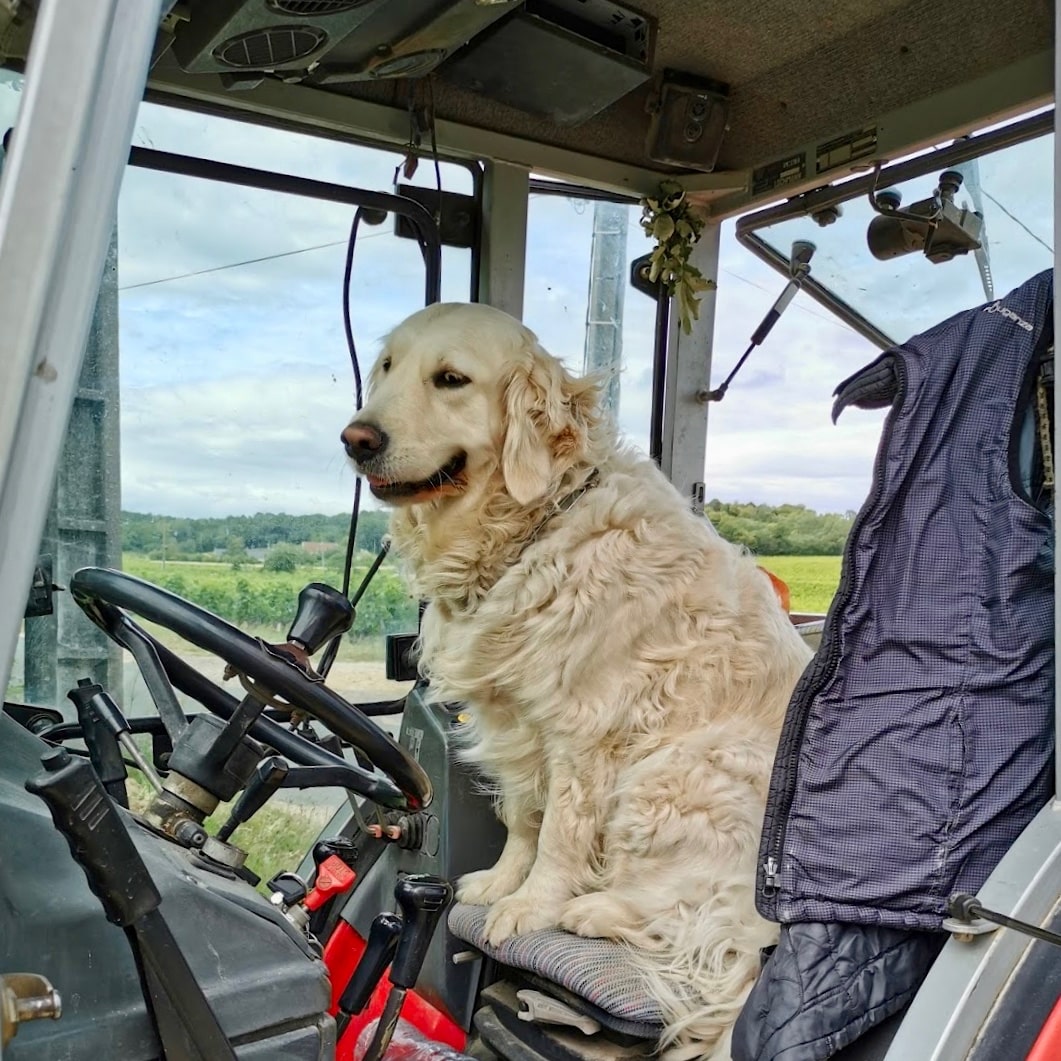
456 868 522 906
559 893 635 942
482 894 559 945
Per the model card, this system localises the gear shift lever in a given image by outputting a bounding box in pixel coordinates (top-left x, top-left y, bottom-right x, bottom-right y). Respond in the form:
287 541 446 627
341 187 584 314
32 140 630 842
358 875 453 1061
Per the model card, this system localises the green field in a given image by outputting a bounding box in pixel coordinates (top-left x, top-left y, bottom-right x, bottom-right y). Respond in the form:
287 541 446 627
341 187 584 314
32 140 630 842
121 551 843 634
122 552 418 655
756 554 842 614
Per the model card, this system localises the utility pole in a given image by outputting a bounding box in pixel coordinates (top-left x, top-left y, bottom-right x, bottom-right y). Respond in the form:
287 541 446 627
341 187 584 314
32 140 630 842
583 199 628 422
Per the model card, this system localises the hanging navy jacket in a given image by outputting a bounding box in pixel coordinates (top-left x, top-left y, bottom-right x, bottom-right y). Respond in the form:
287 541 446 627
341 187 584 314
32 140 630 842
734 269 1055 1060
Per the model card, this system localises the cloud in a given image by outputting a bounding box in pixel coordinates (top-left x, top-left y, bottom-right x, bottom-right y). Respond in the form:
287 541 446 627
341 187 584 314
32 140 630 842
121 370 361 517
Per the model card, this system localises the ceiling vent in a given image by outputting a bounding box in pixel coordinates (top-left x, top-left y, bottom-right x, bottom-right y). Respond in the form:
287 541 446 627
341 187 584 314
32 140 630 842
266 0 370 14
214 25 327 68
172 0 385 75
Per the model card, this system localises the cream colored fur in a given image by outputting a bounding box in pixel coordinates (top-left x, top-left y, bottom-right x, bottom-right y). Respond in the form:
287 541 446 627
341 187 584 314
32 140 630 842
345 302 812 1059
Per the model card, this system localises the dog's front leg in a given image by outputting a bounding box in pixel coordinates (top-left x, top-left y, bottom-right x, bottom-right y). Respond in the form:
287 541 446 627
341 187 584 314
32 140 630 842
457 792 541 906
482 760 603 944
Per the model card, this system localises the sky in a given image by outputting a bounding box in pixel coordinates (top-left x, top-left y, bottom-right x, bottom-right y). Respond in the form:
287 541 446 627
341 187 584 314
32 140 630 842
0 74 1052 521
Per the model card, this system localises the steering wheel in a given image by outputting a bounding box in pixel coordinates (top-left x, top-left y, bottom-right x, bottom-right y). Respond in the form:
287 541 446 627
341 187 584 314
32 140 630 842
69 567 431 812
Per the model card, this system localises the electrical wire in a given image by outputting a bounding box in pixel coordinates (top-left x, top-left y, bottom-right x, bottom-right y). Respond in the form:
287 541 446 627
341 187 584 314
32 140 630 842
426 76 443 226
979 187 1054 254
342 209 368 410
118 231 390 293
319 206 371 681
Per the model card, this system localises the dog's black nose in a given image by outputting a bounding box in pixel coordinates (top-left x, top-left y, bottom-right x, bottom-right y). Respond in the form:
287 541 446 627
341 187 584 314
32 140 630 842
341 422 388 461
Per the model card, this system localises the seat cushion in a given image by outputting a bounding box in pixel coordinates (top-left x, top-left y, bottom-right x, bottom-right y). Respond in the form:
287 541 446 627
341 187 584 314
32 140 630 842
448 903 665 1031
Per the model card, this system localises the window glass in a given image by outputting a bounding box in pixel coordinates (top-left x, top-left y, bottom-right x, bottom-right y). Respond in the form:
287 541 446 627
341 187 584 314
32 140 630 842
523 192 657 454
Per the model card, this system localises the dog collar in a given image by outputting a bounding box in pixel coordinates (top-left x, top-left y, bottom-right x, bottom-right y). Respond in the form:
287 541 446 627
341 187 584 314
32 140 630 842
519 467 600 554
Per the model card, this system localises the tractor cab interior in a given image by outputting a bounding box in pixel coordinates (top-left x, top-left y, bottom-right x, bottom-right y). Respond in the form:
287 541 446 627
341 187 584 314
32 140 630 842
0 2 1056 1060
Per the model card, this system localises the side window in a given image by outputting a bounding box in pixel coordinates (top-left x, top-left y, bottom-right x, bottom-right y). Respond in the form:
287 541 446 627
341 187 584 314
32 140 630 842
522 190 658 455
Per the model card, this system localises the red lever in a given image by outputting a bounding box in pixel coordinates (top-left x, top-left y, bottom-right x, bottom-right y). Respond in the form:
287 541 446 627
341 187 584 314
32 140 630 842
305 855 357 912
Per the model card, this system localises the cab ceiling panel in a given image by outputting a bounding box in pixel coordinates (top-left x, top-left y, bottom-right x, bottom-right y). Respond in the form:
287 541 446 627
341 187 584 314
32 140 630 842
152 0 1053 176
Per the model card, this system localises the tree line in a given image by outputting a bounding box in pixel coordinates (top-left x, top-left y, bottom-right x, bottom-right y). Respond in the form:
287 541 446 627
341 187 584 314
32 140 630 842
122 502 854 559
121 509 390 558
705 500 853 555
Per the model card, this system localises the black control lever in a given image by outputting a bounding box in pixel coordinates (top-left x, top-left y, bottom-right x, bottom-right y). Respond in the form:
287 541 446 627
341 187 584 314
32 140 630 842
281 764 375 791
359 875 454 1061
66 679 164 795
215 755 289 842
391 876 453 988
67 679 129 806
26 748 236 1060
287 583 354 655
335 912 402 1037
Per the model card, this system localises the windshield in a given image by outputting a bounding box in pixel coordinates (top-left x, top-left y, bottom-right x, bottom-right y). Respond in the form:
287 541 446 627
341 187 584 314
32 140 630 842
749 121 1053 345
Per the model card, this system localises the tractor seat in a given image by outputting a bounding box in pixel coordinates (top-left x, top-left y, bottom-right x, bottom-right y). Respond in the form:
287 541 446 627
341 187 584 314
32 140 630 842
449 903 905 1061
448 903 665 1040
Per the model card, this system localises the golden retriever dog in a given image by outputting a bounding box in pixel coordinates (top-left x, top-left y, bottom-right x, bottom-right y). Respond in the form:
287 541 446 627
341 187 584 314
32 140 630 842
341 302 812 1059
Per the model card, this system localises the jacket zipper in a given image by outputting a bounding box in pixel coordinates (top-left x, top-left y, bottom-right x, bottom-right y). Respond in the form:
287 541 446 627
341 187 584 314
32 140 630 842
760 355 907 909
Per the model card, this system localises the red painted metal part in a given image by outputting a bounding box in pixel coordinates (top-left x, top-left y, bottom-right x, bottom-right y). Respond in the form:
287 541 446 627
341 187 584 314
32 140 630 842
1025 995 1061 1061
323 919 467 1058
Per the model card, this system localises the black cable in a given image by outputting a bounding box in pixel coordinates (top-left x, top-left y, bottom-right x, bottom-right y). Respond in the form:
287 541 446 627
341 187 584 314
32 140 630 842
318 538 389 681
340 479 363 601
351 542 391 608
343 208 367 410
427 77 443 227
318 209 383 682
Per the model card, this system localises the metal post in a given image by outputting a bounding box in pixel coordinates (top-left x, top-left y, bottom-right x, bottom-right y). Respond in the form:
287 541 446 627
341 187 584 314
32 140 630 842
478 160 529 317
658 223 722 512
582 200 628 421
24 227 122 714
0 0 164 698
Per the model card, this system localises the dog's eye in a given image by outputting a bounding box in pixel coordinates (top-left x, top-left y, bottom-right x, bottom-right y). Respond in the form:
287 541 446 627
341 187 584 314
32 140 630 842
381 357 392 373
433 369 471 389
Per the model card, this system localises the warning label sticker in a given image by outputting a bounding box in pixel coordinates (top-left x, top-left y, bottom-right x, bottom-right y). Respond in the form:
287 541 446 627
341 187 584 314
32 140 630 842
751 152 806 195
816 126 878 174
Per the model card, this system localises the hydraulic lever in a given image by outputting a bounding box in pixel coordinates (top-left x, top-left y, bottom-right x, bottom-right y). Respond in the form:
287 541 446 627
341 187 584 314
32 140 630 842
334 912 403 1037
359 875 454 1061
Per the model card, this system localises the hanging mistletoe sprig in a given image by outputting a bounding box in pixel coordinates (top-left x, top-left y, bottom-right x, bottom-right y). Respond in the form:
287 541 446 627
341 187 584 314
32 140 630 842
640 180 713 334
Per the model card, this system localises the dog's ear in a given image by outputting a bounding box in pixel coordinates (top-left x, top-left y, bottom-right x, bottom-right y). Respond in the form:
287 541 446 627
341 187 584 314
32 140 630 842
501 347 600 505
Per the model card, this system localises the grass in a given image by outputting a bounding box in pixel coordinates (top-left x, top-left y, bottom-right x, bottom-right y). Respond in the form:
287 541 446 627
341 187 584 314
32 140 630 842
756 555 842 614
